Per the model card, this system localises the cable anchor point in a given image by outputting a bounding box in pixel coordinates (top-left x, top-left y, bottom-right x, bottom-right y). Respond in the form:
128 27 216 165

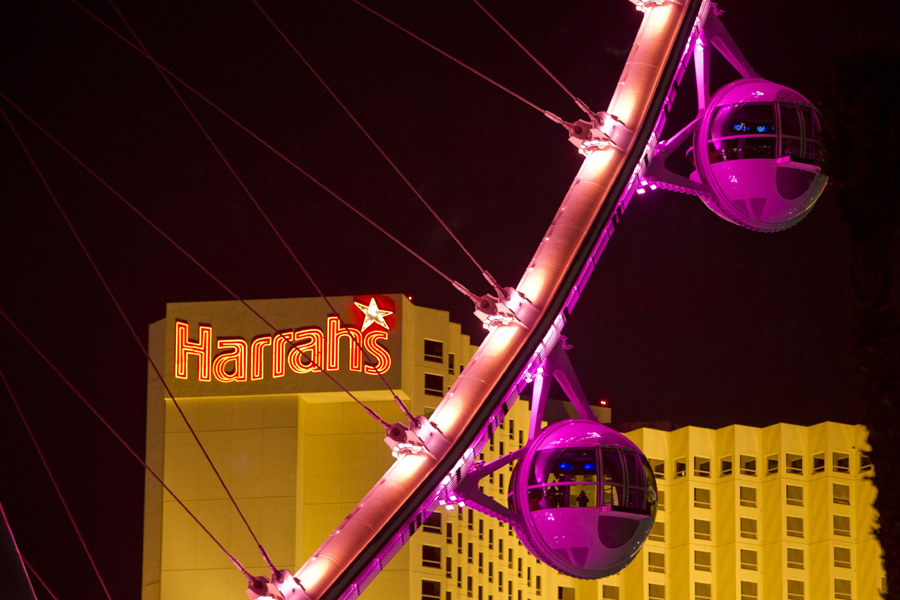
564 110 633 156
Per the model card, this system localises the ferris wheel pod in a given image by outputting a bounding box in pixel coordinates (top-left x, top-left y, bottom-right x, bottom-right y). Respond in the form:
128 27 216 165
510 420 658 579
693 79 827 232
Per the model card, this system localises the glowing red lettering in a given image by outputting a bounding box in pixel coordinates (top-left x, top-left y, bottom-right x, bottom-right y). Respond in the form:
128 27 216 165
249 336 272 381
174 320 212 381
212 338 248 382
288 328 325 374
362 329 391 375
326 316 363 372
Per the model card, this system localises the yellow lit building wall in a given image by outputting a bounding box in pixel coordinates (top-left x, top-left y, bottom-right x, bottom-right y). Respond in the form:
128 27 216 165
143 296 884 600
598 423 885 600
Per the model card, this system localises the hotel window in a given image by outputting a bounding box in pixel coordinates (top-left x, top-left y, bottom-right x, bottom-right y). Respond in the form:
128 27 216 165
787 516 804 538
833 452 850 473
740 518 758 539
741 549 757 571
498 571 503 591
694 550 711 572
694 487 711 509
423 580 441 600
498 538 503 558
834 547 851 568
721 455 733 476
508 420 515 440
833 483 850 505
787 547 804 569
695 582 711 600
448 353 455 375
648 583 665 600
860 452 872 472
648 552 665 573
740 486 757 507
740 455 757 476
650 458 665 480
786 453 803 474
446 523 452 544
424 512 442 534
602 585 619 600
508 549 513 568
786 484 803 506
424 340 443 363
694 519 711 541
812 452 825 473
527 567 531 585
468 543 473 563
425 373 444 396
458 533 462 553
675 458 686 478
479 587 483 600
658 490 665 511
695 456 711 477
536 576 541 595
558 586 575 600
787 579 804 600
766 454 779 475
479 553 484 573
740 581 758 600
488 563 494 582
517 558 522 577
834 515 851 537
467 577 473 598
489 530 494 549
446 557 452 579
423 545 442 568
835 579 852 600
649 522 665 542
468 511 474 530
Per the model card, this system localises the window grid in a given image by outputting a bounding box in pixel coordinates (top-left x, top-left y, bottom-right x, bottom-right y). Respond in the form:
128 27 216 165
740 517 758 539
786 484 803 506
741 549 757 571
740 455 757 476
694 487 711 509
834 547 851 568
740 486 757 508
787 579 804 600
695 550 711 572
787 547 804 569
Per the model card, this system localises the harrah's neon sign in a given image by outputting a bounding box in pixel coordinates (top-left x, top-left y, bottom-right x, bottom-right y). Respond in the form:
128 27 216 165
174 299 393 383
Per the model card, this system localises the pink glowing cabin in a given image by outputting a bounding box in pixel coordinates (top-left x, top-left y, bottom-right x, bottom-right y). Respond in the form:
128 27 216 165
509 420 658 579
692 79 827 232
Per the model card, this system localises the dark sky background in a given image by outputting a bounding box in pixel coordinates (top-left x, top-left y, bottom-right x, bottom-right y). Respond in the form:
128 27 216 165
1 1 892 598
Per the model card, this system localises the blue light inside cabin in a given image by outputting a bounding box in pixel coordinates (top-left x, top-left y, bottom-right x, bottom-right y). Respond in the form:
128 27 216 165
558 462 575 471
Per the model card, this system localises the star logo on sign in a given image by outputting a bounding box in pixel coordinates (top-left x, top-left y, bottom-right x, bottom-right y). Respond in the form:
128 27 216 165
354 298 393 332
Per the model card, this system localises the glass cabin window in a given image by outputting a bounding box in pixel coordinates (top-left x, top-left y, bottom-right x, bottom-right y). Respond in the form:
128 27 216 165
707 101 823 165
526 446 655 514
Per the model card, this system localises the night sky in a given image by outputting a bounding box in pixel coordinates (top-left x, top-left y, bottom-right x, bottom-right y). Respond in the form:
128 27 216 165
1 1 890 598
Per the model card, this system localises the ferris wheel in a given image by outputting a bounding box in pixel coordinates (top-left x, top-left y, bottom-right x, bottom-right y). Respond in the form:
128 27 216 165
247 1 826 599
0 1 826 599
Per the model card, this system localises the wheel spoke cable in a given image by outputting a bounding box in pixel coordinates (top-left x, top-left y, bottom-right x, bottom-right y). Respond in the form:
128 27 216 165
0 310 254 584
103 0 413 429
1 369 113 600
0 95 395 574
471 0 593 115
353 0 560 120
253 0 504 299
67 0 465 297
21 555 60 600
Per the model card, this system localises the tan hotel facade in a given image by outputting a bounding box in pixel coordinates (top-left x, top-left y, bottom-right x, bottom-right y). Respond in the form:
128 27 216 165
142 295 885 600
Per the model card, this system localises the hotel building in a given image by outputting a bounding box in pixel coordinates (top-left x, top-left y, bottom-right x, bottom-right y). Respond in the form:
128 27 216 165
142 295 884 600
